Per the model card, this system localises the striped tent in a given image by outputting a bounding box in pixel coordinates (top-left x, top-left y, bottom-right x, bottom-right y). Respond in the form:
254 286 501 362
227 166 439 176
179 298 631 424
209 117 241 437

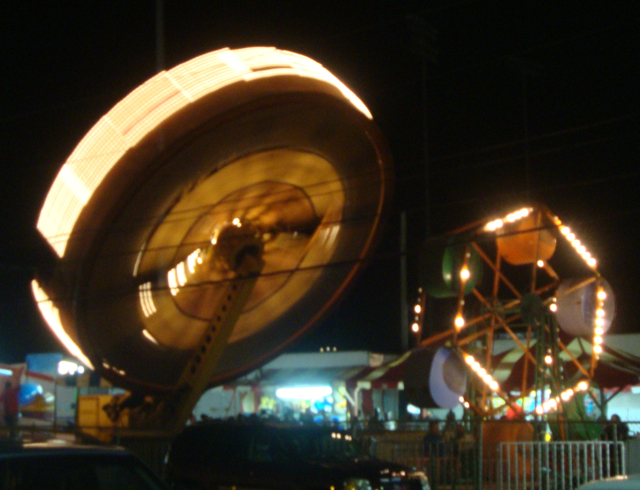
491 335 640 393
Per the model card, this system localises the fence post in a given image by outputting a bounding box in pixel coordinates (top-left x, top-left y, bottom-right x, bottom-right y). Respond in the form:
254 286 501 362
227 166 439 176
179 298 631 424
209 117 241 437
475 419 483 490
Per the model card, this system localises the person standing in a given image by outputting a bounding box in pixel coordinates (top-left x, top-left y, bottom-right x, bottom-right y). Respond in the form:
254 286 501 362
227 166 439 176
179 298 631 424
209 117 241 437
602 414 629 441
423 420 443 456
1 381 20 440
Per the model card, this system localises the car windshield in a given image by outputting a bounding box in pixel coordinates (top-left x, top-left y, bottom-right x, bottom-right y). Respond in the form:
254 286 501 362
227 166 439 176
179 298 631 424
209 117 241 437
287 429 364 460
0 453 167 490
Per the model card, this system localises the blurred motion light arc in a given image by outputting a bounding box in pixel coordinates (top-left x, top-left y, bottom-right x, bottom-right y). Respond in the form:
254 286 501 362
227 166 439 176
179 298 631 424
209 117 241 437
37 47 373 258
31 46 391 392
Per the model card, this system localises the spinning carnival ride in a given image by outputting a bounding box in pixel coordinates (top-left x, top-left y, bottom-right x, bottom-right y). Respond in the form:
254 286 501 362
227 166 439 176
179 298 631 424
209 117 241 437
30 46 616 432
411 204 615 423
31 47 392 430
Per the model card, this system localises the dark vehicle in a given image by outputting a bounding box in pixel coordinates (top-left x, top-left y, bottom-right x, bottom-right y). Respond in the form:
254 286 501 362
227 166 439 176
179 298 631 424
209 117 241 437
166 420 430 490
0 438 170 489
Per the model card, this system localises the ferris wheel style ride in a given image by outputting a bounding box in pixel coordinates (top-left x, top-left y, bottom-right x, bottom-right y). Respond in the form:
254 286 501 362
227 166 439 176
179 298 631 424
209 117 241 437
413 204 615 420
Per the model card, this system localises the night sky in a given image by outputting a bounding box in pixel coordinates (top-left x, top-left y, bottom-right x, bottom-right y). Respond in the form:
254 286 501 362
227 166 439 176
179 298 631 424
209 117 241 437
1 2 639 364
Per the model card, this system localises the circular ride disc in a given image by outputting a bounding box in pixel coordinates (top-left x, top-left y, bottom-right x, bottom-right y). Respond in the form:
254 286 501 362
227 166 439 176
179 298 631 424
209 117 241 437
33 47 392 393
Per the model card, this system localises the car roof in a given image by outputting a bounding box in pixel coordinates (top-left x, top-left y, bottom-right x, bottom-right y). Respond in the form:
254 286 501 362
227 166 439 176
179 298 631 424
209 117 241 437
0 438 130 458
579 474 640 489
184 419 342 431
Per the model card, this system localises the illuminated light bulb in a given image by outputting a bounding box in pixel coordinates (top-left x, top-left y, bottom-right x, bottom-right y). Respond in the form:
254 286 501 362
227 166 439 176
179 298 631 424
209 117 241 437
465 355 474 365
521 208 531 217
561 392 570 401
594 344 603 354
545 355 553 365
567 233 575 241
459 396 465 403
567 389 574 396
506 213 516 222
537 260 544 268
587 257 597 267
471 361 481 371
489 381 499 391
578 381 588 391
464 402 470 408
594 336 603 345
460 268 470 280
571 239 581 248
560 226 571 235
478 368 487 377
232 217 240 226
582 251 591 260
535 406 544 415
595 318 604 327
550 303 558 312
598 290 607 300
455 316 465 329
595 326 604 335
596 308 605 317
411 323 419 333
495 219 504 229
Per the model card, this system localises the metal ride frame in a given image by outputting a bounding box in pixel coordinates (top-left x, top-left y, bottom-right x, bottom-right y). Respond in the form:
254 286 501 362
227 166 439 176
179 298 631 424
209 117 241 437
413 204 608 428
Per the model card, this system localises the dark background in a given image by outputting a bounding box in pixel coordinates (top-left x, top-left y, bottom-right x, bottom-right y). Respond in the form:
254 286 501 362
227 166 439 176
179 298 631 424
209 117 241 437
1 1 638 363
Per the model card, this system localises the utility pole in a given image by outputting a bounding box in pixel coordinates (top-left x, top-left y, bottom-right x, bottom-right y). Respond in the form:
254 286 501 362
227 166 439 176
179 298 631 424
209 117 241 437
401 16 437 350
406 15 437 237
156 0 165 73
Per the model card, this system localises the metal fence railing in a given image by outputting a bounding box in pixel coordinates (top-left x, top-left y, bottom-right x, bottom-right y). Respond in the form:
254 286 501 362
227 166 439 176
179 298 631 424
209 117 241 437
370 435 626 490
497 441 625 490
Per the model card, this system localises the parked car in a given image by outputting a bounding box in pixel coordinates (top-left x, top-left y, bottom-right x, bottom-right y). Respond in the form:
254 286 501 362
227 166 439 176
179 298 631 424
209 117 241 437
165 420 431 490
0 438 170 489
578 474 640 489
